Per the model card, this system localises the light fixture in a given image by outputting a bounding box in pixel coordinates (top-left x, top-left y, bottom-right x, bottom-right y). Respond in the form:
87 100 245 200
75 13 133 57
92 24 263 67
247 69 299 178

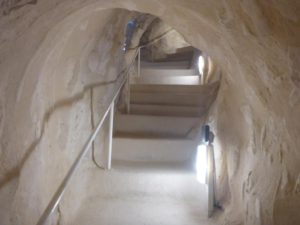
196 144 208 184
196 125 211 184
198 55 205 75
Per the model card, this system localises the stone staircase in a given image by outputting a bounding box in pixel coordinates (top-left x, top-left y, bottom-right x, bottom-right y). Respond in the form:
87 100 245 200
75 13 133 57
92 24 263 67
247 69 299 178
70 47 219 225
113 46 219 164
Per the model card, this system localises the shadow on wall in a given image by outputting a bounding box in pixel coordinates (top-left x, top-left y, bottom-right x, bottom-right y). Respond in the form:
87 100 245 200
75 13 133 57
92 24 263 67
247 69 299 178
0 0 38 15
0 78 121 190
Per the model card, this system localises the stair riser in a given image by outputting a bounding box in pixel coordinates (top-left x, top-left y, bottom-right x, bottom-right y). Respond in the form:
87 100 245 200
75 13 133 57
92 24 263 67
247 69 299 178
130 93 211 106
133 75 200 85
156 52 194 62
114 114 199 138
141 68 196 77
130 104 206 117
84 169 206 201
130 81 220 94
141 61 190 69
112 138 197 162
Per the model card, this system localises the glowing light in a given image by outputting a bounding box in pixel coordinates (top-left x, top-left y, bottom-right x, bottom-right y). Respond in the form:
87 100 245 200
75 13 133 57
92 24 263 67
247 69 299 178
196 144 207 184
198 55 205 75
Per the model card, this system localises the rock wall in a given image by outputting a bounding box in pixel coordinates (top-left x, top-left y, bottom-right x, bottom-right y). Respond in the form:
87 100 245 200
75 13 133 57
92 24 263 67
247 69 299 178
0 1 299 225
0 5 133 225
140 18 190 61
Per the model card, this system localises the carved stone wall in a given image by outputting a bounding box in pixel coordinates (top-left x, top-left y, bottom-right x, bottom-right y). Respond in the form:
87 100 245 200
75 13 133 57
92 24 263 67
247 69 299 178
0 1 299 225
0 0 37 15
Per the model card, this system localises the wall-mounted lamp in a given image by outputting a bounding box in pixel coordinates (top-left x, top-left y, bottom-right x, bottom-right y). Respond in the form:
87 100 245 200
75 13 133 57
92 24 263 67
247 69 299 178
203 125 210 144
196 125 217 217
198 55 205 75
196 144 207 184
196 125 212 184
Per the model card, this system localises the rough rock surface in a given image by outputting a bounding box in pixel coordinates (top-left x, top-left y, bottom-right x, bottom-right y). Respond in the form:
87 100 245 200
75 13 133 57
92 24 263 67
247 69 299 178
140 18 190 61
0 1 299 225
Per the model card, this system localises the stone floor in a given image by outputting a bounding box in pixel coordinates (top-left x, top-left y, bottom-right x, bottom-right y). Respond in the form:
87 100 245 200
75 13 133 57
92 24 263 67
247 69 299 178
70 160 212 225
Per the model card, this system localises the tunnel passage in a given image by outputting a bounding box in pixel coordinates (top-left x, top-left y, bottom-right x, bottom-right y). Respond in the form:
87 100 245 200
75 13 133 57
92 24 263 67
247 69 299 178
0 1 300 225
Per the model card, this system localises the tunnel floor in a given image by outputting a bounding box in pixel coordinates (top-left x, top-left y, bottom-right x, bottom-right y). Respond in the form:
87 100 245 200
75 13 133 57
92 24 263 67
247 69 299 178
70 161 213 225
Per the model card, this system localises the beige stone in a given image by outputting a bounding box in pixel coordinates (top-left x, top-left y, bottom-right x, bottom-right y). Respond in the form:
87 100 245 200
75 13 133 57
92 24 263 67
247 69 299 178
0 1 299 225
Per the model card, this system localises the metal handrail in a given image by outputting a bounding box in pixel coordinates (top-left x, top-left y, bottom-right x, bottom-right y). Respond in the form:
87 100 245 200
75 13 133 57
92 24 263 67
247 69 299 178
129 28 174 51
134 29 175 78
36 48 140 225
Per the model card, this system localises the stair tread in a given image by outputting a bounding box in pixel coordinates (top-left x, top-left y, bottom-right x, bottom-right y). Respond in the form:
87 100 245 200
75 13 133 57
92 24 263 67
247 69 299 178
129 103 206 117
114 114 202 139
112 137 197 163
131 81 219 93
130 103 205 109
130 93 213 106
133 75 200 85
72 165 208 225
141 60 190 69
175 46 195 53
157 53 193 62
114 131 190 139
140 68 196 77
111 159 193 171
115 113 200 121
155 50 194 61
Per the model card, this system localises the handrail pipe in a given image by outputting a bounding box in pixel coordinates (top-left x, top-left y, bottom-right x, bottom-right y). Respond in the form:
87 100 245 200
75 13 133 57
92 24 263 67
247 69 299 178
36 49 139 225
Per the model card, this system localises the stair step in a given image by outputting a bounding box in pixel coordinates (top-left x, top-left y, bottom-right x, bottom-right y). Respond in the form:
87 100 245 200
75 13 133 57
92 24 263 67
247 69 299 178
141 60 190 69
130 104 206 117
112 137 197 162
130 92 211 106
73 191 207 225
114 114 200 138
72 163 208 225
155 51 194 62
141 68 196 77
175 46 195 53
130 82 220 106
131 83 209 93
71 159 208 225
133 75 200 85
114 132 185 139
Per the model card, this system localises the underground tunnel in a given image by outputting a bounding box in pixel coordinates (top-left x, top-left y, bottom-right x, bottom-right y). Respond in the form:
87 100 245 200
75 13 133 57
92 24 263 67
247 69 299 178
0 1 300 225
